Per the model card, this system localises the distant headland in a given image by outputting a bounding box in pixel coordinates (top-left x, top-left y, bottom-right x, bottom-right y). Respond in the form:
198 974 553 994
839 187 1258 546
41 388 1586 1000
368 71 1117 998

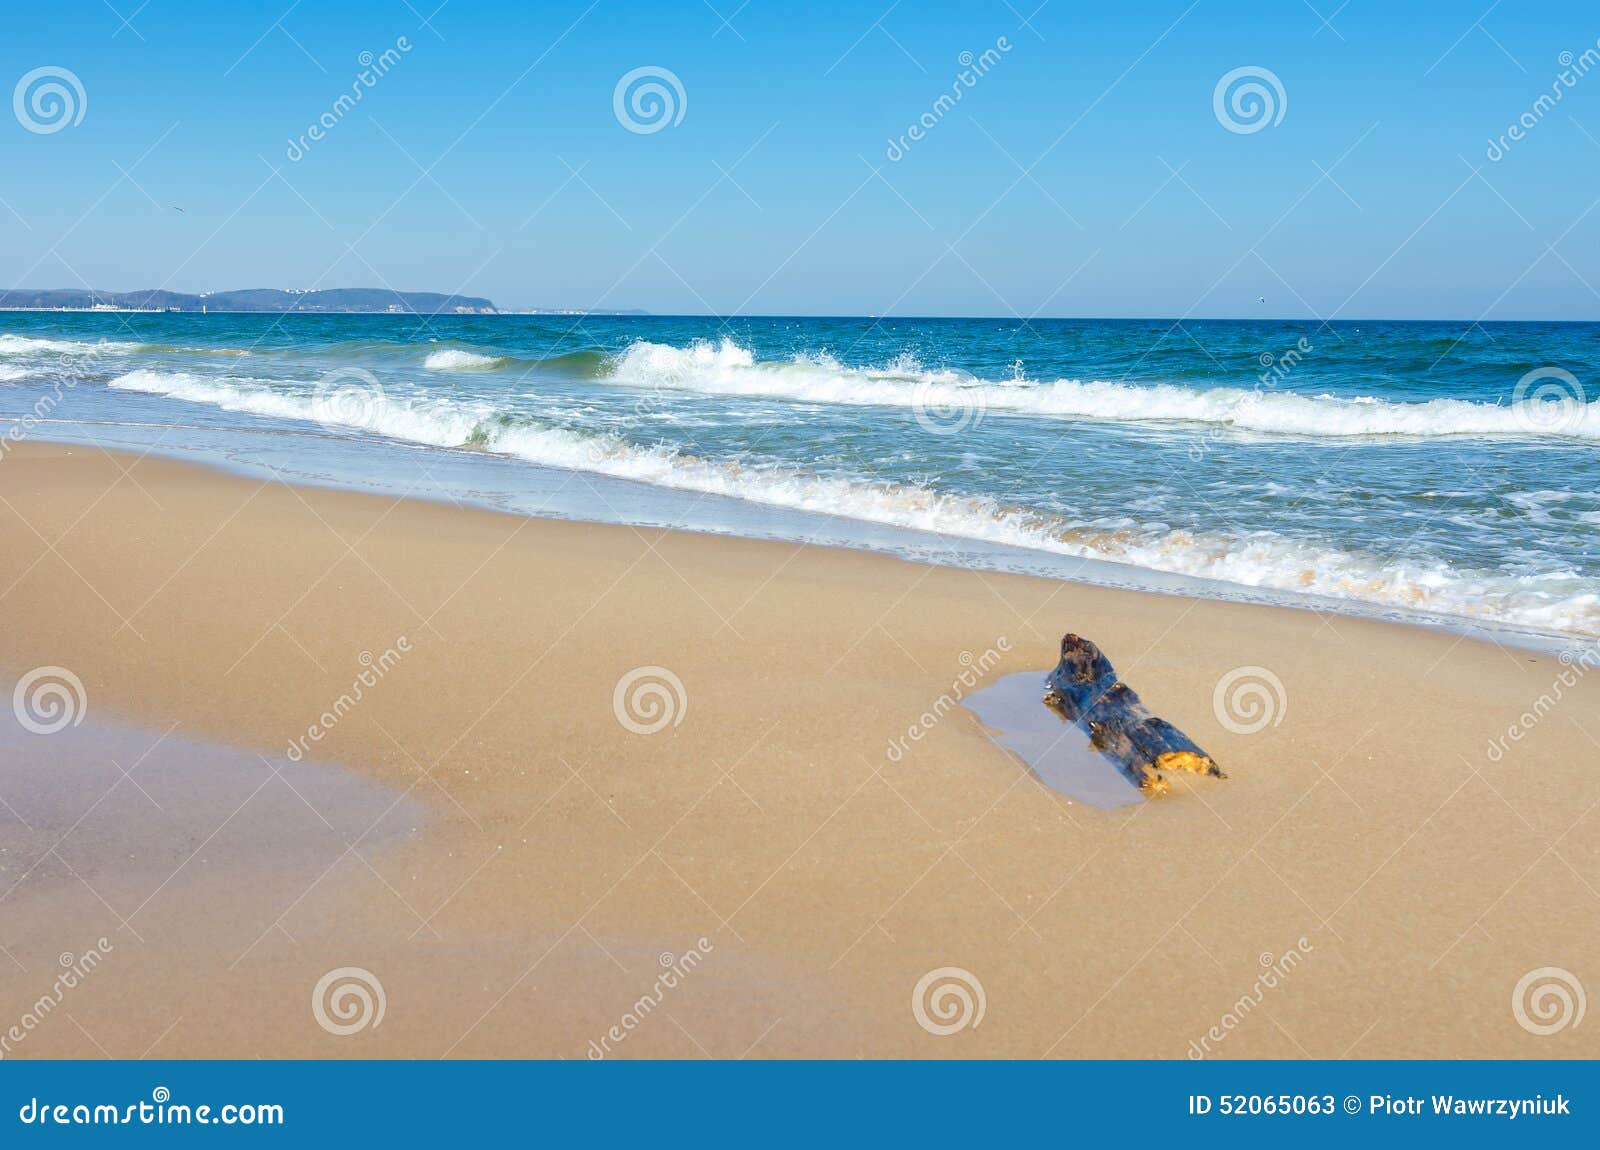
0 287 648 317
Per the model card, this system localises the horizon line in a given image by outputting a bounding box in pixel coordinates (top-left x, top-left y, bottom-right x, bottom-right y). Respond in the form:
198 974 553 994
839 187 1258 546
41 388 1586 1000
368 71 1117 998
2 306 1596 325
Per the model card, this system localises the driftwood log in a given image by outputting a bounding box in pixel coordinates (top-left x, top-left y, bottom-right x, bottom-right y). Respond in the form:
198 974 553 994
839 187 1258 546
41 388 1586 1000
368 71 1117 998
1043 633 1224 798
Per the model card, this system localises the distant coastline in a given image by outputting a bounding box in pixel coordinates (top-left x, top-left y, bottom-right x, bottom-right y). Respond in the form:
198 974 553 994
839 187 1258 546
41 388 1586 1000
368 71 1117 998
0 286 649 317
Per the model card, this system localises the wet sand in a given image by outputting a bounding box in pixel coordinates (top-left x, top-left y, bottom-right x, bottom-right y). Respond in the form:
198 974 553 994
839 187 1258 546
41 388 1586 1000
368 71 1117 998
1 441 1597 1058
962 670 1144 808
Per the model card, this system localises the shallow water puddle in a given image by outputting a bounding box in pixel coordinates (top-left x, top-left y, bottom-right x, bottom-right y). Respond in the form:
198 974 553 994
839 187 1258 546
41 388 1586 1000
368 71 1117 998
0 701 426 910
962 671 1143 808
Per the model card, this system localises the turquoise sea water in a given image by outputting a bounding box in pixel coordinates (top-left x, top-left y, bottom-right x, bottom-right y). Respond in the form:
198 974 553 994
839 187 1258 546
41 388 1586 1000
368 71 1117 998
2 312 1598 639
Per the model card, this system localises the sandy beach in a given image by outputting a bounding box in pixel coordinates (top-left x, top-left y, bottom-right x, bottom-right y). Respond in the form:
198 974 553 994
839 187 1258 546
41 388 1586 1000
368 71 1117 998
1 440 1597 1059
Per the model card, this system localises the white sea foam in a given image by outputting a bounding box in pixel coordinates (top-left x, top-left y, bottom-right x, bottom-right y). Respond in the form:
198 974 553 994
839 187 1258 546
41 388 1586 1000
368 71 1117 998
606 338 1600 440
0 334 143 356
107 369 490 445
434 423 1600 635
424 348 511 371
102 366 1600 636
0 364 30 382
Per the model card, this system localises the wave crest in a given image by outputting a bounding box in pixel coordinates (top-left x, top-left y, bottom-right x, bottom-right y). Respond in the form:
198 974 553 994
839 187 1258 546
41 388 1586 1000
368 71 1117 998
424 348 513 372
604 339 1600 440
108 369 488 445
0 334 144 356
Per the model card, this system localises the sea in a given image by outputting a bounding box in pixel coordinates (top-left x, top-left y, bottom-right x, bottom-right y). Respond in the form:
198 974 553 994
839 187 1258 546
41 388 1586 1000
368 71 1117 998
3 312 1598 645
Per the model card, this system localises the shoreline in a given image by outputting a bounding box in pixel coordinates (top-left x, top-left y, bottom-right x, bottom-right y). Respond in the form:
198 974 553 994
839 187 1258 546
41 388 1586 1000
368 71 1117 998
2 441 1598 1058
14 422 1583 658
8 311 1600 648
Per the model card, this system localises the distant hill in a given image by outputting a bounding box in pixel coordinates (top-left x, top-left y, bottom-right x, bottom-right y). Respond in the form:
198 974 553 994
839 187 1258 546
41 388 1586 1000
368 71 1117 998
0 287 499 314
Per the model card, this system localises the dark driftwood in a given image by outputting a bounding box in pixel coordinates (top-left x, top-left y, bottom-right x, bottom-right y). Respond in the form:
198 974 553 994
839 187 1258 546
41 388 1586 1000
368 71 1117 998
1043 633 1224 798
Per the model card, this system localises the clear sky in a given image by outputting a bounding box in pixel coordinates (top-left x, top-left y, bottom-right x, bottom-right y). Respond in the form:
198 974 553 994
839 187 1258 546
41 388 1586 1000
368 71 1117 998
3 0 1599 318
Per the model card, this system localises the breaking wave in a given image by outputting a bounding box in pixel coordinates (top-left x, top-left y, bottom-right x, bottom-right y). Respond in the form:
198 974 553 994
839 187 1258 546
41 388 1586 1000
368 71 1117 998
0 334 145 356
107 369 490 445
423 346 608 376
424 348 514 371
103 366 1600 635
604 339 1600 440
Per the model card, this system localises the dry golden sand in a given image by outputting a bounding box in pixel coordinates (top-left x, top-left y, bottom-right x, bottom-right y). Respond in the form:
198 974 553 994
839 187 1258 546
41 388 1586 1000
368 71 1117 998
1 441 1597 1059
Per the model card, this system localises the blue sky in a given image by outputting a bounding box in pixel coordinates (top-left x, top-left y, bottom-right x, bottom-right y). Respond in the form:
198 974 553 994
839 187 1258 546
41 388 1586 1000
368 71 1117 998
3 0 1599 318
